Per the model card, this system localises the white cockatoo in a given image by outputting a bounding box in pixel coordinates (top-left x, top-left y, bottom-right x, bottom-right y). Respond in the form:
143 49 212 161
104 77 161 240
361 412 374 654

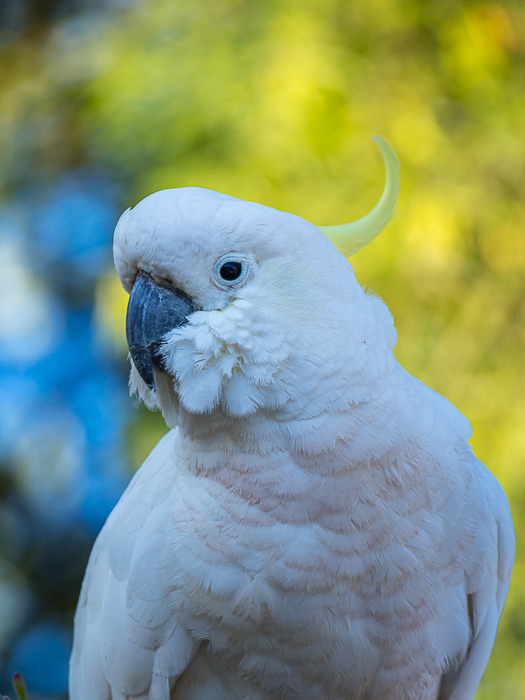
70 137 514 700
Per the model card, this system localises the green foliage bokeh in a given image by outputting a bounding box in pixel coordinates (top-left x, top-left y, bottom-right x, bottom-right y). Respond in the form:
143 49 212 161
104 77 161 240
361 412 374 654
1 0 524 695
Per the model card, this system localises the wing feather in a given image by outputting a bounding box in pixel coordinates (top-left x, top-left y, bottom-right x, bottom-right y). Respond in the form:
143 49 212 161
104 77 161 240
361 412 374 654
443 466 515 700
70 429 198 700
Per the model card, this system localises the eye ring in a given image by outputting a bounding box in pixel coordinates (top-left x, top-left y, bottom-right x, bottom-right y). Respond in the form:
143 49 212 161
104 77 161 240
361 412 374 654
213 253 253 289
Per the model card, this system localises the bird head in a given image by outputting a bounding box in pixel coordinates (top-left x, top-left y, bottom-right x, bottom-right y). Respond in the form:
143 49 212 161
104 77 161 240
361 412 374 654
114 138 399 435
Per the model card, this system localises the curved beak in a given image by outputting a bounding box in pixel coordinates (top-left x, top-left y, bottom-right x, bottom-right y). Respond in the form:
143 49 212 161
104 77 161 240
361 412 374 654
126 272 196 390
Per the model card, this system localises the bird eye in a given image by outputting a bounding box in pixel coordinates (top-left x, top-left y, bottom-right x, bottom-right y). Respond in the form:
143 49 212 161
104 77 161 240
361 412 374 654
213 253 253 289
219 261 243 281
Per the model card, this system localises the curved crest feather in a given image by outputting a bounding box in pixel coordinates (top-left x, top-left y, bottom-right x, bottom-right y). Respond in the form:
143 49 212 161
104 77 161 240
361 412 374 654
319 136 400 256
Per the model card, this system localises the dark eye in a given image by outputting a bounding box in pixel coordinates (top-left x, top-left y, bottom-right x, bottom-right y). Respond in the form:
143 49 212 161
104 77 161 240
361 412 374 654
220 261 243 281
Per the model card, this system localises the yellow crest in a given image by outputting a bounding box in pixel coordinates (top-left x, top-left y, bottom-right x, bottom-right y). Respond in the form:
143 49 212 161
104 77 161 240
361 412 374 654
319 136 400 256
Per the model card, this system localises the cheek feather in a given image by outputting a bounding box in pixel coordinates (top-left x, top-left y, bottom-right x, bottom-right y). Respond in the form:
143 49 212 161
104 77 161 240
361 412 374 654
222 373 266 418
129 361 159 411
158 299 290 417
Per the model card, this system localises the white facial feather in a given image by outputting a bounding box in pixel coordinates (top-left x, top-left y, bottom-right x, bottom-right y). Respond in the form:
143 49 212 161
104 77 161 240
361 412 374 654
114 187 397 430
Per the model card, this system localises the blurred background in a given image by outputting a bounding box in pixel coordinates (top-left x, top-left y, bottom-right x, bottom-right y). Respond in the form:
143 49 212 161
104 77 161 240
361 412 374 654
0 0 523 697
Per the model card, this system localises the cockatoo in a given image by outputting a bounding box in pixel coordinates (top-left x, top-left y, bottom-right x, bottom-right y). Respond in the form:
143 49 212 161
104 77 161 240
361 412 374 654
70 137 514 700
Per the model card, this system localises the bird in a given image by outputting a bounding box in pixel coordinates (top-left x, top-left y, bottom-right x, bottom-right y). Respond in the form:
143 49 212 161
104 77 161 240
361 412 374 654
69 137 515 700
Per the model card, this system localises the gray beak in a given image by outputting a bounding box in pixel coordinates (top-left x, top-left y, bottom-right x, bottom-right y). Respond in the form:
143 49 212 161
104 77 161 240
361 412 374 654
126 272 196 390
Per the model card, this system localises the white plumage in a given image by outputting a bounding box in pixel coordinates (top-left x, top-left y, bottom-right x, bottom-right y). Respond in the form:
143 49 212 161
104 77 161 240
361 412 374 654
70 173 514 699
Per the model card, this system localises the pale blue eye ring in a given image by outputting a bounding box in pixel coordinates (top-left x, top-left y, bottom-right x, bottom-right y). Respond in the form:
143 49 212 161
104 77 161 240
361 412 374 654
213 253 253 289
